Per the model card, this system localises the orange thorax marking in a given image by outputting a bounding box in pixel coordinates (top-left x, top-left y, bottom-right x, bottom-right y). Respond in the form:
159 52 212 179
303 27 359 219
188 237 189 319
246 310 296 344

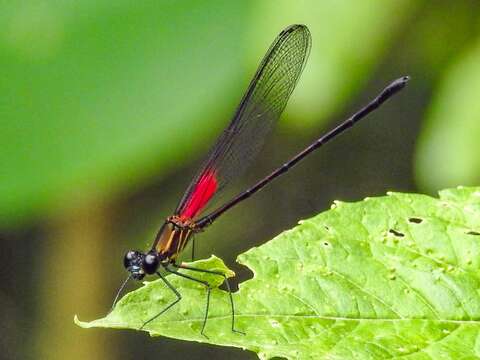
155 216 195 259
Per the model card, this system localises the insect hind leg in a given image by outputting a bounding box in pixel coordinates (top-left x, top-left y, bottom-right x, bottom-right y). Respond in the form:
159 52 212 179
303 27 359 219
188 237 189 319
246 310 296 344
165 266 212 338
139 271 181 330
172 263 245 335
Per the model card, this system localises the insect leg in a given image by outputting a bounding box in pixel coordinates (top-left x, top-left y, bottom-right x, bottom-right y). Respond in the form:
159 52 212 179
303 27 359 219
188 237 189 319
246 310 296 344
110 274 131 312
140 271 181 329
164 266 211 338
172 263 245 335
190 236 196 261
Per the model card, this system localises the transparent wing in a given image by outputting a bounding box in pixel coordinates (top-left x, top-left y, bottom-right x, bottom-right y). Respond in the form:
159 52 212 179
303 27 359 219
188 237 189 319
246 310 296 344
176 24 311 220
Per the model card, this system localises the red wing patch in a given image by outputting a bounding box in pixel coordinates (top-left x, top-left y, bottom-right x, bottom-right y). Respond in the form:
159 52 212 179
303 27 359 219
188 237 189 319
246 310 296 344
180 169 218 219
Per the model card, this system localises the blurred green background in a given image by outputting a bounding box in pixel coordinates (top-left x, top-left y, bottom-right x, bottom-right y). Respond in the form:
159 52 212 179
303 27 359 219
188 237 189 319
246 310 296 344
2 1 480 359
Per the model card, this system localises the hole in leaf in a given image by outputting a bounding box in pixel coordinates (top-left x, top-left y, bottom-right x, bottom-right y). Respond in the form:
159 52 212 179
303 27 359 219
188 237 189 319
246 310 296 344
222 263 254 292
408 217 423 224
467 231 480 236
324 225 330 231
323 242 330 246
389 229 405 237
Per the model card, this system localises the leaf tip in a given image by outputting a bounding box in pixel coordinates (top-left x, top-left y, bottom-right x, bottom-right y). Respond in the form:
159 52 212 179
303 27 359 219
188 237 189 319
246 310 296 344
74 314 89 328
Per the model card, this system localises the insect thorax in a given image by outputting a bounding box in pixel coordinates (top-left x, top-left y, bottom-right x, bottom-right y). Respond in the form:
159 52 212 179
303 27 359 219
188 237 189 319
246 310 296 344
155 216 197 260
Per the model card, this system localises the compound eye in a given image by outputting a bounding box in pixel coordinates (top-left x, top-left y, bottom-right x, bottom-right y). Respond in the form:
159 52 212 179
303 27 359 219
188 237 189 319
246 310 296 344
123 250 139 268
143 252 159 274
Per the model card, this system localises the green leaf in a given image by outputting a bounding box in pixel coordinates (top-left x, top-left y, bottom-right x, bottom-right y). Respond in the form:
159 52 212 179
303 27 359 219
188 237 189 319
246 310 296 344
76 186 480 359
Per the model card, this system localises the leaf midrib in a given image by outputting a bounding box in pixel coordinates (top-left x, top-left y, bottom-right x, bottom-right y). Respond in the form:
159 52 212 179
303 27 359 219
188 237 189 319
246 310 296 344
104 314 480 327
